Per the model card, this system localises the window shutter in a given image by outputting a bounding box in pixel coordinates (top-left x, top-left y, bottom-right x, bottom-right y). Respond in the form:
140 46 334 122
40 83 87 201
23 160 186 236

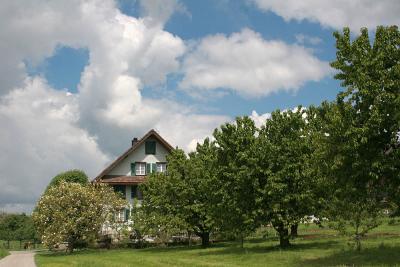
130 163 136 175
146 163 151 174
152 163 157 173
125 208 130 222
145 141 156 154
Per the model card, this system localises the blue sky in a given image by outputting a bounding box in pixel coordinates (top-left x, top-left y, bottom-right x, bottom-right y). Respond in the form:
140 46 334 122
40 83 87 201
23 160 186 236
1 0 399 212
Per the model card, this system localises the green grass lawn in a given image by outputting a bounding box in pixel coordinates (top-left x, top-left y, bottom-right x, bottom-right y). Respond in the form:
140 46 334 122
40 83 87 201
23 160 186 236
35 222 400 267
0 247 9 259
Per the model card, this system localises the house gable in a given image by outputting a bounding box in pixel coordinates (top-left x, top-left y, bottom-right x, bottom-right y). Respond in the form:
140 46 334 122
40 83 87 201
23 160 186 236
107 137 170 176
93 129 173 182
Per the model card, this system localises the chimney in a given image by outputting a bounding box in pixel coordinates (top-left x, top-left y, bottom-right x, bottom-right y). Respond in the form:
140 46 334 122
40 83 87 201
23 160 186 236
132 137 138 146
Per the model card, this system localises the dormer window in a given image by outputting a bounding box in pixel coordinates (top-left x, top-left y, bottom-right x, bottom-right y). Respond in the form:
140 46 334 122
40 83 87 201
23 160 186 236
145 141 156 155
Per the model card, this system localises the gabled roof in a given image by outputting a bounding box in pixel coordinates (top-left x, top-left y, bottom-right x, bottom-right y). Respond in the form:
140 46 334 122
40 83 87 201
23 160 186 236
93 129 174 182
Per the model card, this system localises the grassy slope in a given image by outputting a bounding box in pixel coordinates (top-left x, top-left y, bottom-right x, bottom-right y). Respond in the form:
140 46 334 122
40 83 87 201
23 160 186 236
36 223 400 267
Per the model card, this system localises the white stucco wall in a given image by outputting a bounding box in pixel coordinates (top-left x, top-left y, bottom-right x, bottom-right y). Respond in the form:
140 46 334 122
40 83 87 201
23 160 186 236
107 137 170 176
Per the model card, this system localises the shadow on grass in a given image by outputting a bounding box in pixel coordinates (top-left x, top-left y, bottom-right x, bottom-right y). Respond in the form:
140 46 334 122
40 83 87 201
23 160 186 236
300 245 400 267
196 240 341 256
246 234 337 244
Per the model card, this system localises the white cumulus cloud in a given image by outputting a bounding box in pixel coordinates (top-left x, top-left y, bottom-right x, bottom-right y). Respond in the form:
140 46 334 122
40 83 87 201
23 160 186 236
180 28 330 98
250 110 271 128
0 77 109 212
251 0 400 31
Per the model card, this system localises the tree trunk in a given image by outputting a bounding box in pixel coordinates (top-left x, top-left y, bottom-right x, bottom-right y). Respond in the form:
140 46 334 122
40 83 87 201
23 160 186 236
354 217 361 251
201 232 210 248
7 240 10 249
273 222 290 248
188 231 192 247
240 235 244 248
279 229 290 248
67 241 74 253
290 224 298 238
354 234 361 251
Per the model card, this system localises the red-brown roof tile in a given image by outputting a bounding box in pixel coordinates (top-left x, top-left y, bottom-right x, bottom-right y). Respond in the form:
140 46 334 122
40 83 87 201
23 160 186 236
100 175 147 185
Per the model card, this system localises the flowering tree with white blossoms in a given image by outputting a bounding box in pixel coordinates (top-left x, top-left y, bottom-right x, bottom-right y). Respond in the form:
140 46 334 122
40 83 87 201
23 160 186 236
33 181 126 253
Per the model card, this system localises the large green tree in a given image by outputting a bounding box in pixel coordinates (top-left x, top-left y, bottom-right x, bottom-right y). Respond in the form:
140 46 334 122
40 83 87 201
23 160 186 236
309 26 400 250
257 107 317 247
313 101 388 250
331 26 400 198
136 143 217 247
184 139 218 246
134 154 188 246
212 117 260 247
33 181 126 253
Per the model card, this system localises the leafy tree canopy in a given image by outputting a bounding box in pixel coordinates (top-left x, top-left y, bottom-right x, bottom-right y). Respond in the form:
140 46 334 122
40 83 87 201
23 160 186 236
331 26 400 196
46 169 89 191
136 143 218 247
33 181 126 253
256 107 317 247
212 116 260 246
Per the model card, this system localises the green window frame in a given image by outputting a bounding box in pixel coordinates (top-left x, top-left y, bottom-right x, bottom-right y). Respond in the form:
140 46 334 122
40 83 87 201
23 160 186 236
125 208 130 221
130 163 135 175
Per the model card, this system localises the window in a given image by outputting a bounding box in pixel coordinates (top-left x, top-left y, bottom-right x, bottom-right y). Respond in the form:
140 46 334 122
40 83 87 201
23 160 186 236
156 162 167 173
131 185 143 200
113 185 126 198
115 209 125 222
145 141 156 154
135 162 146 175
125 208 130 221
115 209 130 222
131 185 137 199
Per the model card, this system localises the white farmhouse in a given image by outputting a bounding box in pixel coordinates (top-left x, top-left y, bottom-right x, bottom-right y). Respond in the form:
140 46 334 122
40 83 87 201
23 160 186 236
93 129 174 221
